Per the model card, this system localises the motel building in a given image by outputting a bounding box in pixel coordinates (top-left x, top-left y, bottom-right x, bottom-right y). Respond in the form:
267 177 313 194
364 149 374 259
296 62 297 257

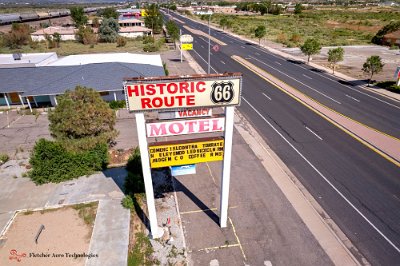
0 52 164 109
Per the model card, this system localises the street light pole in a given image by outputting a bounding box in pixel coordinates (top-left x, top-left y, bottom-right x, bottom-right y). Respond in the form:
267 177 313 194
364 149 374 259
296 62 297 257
208 14 211 74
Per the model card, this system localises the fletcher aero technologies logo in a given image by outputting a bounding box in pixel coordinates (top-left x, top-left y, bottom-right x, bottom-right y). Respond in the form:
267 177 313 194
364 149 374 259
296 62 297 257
9 249 26 262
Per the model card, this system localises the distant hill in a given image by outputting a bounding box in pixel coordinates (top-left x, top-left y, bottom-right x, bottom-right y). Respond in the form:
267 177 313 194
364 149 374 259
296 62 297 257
0 0 122 4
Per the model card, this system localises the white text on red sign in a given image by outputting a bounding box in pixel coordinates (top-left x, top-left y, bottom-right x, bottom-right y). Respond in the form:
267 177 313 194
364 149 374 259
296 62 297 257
146 117 225 137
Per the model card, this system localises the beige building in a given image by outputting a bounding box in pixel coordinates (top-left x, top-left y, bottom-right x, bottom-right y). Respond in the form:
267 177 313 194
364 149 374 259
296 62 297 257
31 26 77 41
119 26 151 38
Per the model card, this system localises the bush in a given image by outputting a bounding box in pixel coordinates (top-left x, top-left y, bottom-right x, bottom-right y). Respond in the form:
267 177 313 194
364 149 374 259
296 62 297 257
29 139 108 184
0 153 9 165
124 147 144 196
121 195 135 209
116 36 127 47
143 43 159 52
108 100 126 109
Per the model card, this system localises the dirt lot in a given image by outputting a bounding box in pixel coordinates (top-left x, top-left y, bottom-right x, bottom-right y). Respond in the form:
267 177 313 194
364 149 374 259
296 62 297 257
0 205 96 266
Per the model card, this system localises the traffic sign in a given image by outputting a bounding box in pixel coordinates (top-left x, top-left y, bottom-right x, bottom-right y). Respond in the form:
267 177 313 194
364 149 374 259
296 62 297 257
180 34 193 43
182 43 193 50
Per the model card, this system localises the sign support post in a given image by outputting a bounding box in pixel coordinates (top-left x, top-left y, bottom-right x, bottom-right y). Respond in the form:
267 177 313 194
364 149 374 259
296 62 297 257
135 113 163 239
219 106 235 228
180 29 183 63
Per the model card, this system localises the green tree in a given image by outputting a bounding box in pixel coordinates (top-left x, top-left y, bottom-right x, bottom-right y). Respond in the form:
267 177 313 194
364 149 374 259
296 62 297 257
294 3 303 14
362 55 385 86
53 32 61 48
100 7 118 19
3 23 31 49
328 47 344 74
372 21 400 45
70 6 88 27
166 20 179 49
48 86 117 151
75 26 97 45
219 17 228 30
300 38 321 63
255 25 266 45
92 17 100 28
144 4 163 34
99 18 120 43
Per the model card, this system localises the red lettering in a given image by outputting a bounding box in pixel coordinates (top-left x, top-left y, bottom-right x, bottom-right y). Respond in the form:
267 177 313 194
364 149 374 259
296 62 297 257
212 119 223 131
167 83 178 94
146 84 156 95
141 98 151 108
127 85 139 97
157 83 166 94
185 120 197 133
152 97 163 107
148 124 167 137
187 95 195 105
196 81 206 92
176 95 185 106
198 120 210 132
180 82 189 93
169 122 184 134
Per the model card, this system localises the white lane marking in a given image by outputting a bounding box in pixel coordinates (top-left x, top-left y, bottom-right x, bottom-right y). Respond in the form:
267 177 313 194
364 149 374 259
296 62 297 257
245 57 251 60
305 126 323 140
201 45 204 48
262 93 272 100
249 55 342 104
243 97 400 254
192 49 217 73
255 52 260 55
241 46 245 48
220 60 226 65
194 40 197 43
345 94 360 103
210 52 213 56
275 61 282 65
303 74 312 79
298 65 400 110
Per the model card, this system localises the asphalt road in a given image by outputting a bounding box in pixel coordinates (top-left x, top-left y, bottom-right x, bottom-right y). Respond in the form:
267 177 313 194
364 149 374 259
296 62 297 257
162 11 400 265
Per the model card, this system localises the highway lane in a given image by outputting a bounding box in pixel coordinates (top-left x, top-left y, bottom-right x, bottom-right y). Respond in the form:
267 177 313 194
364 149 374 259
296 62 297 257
163 11 400 265
168 12 400 139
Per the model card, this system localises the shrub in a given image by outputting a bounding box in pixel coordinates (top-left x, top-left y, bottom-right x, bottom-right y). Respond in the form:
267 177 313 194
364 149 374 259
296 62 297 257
0 153 9 165
163 62 169 76
29 139 108 184
121 195 135 209
108 100 126 109
3 23 31 49
116 36 127 47
142 35 154 44
143 43 159 52
124 147 145 196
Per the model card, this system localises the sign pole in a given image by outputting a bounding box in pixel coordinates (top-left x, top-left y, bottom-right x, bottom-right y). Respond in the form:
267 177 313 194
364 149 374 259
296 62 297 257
135 113 163 239
208 15 211 74
219 106 235 228
180 29 183 63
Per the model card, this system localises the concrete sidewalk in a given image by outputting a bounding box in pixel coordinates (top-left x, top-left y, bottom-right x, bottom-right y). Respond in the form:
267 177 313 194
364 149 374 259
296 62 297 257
0 161 129 266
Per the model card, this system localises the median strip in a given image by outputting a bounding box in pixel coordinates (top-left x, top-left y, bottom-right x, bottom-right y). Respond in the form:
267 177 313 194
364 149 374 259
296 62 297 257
232 55 400 167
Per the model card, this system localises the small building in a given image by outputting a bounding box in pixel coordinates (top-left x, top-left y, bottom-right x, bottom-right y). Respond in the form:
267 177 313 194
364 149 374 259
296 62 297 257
31 26 77 42
383 30 400 47
118 18 145 27
119 26 152 38
0 53 164 109
0 53 58 69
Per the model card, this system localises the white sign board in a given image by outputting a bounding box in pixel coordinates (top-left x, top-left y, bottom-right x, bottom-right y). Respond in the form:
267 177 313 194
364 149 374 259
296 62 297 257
180 34 193 43
159 108 212 120
171 164 196 176
124 74 242 112
146 117 225 137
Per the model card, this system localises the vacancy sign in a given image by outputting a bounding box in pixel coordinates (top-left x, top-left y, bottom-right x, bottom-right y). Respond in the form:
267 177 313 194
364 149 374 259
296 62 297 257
146 117 224 137
124 73 242 112
159 108 212 120
149 138 224 168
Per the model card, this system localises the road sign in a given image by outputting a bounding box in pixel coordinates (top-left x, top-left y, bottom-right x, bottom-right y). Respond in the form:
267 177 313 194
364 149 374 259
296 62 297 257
148 138 224 168
171 164 196 176
124 73 242 112
394 66 400 79
180 34 193 43
181 43 193 50
159 108 213 120
146 117 225 137
212 44 220 52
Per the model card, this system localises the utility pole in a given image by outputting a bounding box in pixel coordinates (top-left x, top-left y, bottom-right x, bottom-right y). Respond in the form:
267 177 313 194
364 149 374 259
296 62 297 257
180 29 183 63
208 14 211 74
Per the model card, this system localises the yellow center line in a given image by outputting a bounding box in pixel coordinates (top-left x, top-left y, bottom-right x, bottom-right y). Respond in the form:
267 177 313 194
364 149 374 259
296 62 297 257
180 205 238 215
229 217 247 260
